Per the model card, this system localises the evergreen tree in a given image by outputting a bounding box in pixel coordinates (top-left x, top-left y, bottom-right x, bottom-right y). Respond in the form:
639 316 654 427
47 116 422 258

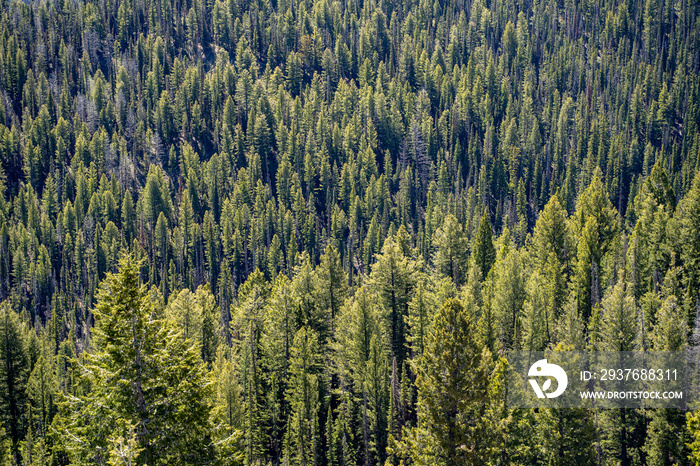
263 273 299 461
209 345 245 464
165 285 221 365
121 191 136 245
406 282 436 358
492 249 526 350
234 270 269 466
531 192 569 269
521 271 550 351
534 404 596 465
285 327 321 466
571 171 619 322
332 284 381 457
628 162 674 298
432 214 468 286
0 301 29 462
401 297 493 466
472 214 496 280
0 0 697 459
598 280 645 466
25 343 57 440
673 172 700 302
370 235 417 370
314 244 348 321
53 255 214 464
645 276 690 465
600 280 639 352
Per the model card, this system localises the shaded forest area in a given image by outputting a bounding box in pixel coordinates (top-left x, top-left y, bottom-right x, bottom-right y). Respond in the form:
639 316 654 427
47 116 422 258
0 0 699 462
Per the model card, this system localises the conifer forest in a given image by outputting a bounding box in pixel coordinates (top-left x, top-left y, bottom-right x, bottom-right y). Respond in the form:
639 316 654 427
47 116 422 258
0 0 699 462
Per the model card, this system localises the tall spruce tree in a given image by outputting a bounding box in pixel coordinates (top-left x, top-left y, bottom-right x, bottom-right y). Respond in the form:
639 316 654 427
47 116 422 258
432 214 468 286
401 297 494 466
0 301 28 463
285 326 322 466
314 244 348 322
532 191 569 269
673 171 700 302
209 345 245 464
370 235 417 371
598 280 645 466
53 255 214 464
646 271 690 465
472 214 496 280
492 248 526 350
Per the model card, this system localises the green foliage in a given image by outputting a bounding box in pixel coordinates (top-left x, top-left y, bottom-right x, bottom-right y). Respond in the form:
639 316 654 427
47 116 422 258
599 280 639 351
314 245 348 321
492 249 526 350
532 193 569 269
165 285 221 365
432 215 468 286
572 173 619 320
403 297 494 466
285 327 321 466
0 0 698 461
673 172 700 301
26 344 57 440
472 214 496 280
53 255 214 465
370 235 418 369
533 406 596 465
209 345 245 465
521 271 549 352
0 301 29 461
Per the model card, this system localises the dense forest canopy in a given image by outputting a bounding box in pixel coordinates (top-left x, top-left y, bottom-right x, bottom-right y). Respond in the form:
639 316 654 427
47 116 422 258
0 0 699 462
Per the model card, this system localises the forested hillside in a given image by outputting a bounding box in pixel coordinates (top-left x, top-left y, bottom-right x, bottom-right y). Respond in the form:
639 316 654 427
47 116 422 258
0 0 699 462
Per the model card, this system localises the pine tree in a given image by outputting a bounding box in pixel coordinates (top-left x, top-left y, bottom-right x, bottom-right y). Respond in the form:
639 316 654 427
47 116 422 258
285 327 321 466
600 279 638 352
314 244 348 321
472 213 496 280
165 288 203 343
406 282 436 358
0 301 29 462
645 278 690 465
628 162 674 298
121 190 136 245
263 273 299 461
493 249 526 350
292 254 329 346
534 404 596 465
209 345 245 465
235 270 269 466
25 343 57 439
53 254 214 464
0 0 699 461
571 170 619 321
370 235 417 370
332 284 384 464
521 271 549 351
165 285 220 366
432 214 468 286
673 171 700 302
557 294 587 350
531 192 569 269
137 165 174 232
598 279 645 466
403 297 493 466
365 333 389 465
572 216 601 322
